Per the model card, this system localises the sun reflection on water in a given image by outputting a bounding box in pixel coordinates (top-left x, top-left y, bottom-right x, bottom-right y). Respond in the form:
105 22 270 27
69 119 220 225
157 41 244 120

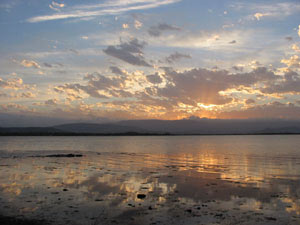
0 146 300 224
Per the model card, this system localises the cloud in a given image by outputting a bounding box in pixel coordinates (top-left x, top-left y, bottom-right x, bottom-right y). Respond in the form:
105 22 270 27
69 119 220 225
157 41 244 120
49 1 65 12
292 44 300 52
253 12 268 20
148 29 247 49
146 73 163 84
285 36 293 41
298 25 300 37
148 23 180 37
103 38 152 67
52 66 286 119
43 62 52 68
0 91 36 99
217 102 300 119
232 65 244 72
281 55 300 69
20 92 35 98
54 72 132 99
53 84 83 102
0 77 32 90
110 66 125 75
81 36 89 40
165 52 191 63
228 40 236 44
245 99 255 105
151 67 277 106
69 49 79 55
52 1 65 8
28 0 181 23
1 103 30 112
20 60 41 69
249 60 262 69
45 99 58 106
49 5 60 12
122 23 129 29
235 2 300 21
262 71 300 94
134 20 143 29
2 61 289 120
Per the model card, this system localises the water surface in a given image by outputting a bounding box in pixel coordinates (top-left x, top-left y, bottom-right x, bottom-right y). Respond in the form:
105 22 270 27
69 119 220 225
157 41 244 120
0 135 300 224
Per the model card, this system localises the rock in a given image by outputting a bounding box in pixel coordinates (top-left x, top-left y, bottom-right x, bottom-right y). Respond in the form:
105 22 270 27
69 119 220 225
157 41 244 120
45 154 83 158
265 217 277 221
137 194 146 199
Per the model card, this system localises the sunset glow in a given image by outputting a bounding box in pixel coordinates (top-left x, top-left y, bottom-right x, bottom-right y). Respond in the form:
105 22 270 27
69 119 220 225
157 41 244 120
1 0 300 122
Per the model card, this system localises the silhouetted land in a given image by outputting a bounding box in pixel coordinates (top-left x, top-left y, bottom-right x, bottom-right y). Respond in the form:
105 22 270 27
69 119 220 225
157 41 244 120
0 132 300 136
1 119 300 136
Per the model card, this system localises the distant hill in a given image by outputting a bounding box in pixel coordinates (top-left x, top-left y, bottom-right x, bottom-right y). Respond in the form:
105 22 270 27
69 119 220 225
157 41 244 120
54 123 148 134
257 127 300 134
1 119 300 135
0 127 63 135
117 119 300 134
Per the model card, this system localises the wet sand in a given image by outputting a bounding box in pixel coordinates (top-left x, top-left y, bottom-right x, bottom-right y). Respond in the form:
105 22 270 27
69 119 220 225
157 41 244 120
1 148 300 225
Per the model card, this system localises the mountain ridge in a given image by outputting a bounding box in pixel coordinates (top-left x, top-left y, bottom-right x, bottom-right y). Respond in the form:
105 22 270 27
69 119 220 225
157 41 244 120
1 119 300 135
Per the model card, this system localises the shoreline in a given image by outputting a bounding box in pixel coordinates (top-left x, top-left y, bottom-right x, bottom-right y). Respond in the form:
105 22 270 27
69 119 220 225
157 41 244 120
1 132 300 136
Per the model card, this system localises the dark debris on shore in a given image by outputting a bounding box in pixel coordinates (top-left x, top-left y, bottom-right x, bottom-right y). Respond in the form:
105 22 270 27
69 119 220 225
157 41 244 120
0 215 50 225
31 154 83 158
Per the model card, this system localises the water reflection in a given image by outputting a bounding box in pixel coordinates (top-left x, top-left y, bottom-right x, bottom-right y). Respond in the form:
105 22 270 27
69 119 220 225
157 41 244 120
0 148 300 225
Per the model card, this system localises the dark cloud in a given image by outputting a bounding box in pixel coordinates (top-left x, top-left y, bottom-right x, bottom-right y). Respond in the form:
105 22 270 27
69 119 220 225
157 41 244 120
232 66 244 72
148 23 181 37
55 72 132 99
110 66 125 75
146 73 163 84
55 62 64 67
218 102 300 119
150 67 277 105
44 62 64 68
165 52 191 63
53 67 300 119
262 71 300 94
21 92 34 98
45 99 57 106
154 68 233 105
229 40 236 44
83 72 126 91
103 39 151 67
44 62 52 68
245 99 255 104
285 36 293 41
69 49 79 55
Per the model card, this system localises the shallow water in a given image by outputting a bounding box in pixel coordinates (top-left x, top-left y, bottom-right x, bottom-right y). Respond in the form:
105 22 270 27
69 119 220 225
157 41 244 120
0 135 300 224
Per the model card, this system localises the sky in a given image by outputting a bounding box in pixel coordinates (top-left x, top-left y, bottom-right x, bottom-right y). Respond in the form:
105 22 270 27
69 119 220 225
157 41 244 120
0 0 300 123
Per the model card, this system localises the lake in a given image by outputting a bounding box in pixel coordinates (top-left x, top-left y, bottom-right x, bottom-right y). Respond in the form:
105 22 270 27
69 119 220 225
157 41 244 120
0 135 300 224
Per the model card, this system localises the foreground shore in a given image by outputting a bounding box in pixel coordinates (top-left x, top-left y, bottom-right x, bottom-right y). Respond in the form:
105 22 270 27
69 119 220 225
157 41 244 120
1 150 300 225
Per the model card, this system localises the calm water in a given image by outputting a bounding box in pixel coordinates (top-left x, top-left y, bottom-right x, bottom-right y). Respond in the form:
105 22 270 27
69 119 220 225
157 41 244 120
0 135 300 224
